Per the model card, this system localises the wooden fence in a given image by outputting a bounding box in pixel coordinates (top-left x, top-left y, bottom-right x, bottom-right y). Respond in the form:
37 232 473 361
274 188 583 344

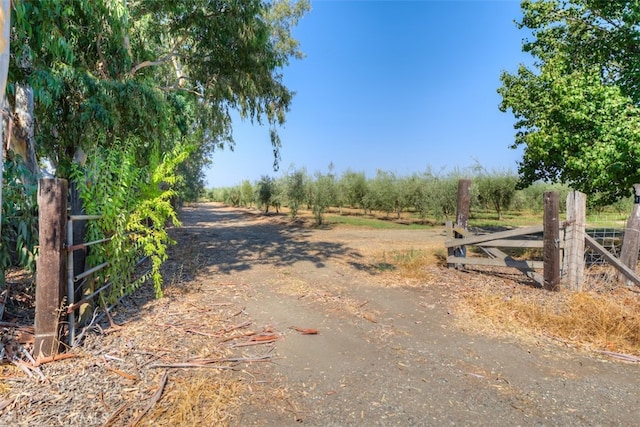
445 180 640 291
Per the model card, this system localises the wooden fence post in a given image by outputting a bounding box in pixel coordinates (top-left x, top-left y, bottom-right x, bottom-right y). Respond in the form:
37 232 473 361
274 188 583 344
619 184 640 285
454 179 471 259
543 191 560 291
563 191 586 291
34 178 68 359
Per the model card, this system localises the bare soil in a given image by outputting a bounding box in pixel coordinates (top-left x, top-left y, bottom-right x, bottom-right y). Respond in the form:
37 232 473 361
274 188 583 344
2 202 639 426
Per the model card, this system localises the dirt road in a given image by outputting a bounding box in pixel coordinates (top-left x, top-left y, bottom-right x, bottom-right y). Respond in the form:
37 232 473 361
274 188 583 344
175 203 640 426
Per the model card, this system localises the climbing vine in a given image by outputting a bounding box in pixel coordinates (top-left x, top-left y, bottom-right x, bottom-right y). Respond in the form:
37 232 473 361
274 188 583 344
71 139 190 300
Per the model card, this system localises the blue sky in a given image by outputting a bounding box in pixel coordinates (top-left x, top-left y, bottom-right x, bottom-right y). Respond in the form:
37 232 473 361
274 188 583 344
205 0 531 188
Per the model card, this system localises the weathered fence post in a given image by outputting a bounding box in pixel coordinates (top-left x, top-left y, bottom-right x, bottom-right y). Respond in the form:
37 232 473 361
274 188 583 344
543 191 560 291
34 178 68 359
619 184 640 285
454 179 471 259
563 191 586 291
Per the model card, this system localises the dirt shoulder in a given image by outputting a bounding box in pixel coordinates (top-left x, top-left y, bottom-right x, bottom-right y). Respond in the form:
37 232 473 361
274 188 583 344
2 202 638 426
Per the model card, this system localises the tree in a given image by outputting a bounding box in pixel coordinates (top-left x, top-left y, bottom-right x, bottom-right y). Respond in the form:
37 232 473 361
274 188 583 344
309 171 334 225
475 172 518 220
10 0 309 188
368 170 397 217
339 170 368 212
256 175 274 213
4 1 308 295
0 0 9 238
285 168 307 218
241 180 254 207
499 0 640 205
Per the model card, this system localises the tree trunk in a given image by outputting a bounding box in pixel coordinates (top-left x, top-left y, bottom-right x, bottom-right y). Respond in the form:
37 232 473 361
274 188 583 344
13 84 39 179
0 1 11 237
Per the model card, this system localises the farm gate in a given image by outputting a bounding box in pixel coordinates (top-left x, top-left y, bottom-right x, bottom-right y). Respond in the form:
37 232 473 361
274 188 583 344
445 180 640 291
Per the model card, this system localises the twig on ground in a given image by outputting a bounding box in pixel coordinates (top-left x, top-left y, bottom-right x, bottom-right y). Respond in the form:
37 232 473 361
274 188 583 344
129 371 168 427
231 307 247 317
290 326 319 335
35 352 78 366
218 330 257 343
597 350 640 363
160 323 220 338
103 402 129 427
149 354 273 369
148 363 235 369
102 299 123 331
104 365 138 381
220 320 252 334
229 338 279 348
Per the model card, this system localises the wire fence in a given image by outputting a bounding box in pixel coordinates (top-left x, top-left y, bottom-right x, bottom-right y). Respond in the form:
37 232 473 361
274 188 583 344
585 227 624 266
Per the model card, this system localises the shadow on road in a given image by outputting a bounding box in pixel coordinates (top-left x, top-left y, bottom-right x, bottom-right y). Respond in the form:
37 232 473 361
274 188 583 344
167 203 365 275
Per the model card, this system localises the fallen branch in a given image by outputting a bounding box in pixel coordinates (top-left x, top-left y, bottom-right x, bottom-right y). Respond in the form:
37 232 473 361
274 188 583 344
220 320 252 334
229 338 279 348
103 402 129 427
218 330 257 343
148 363 235 369
149 354 273 369
12 359 45 381
0 397 14 413
34 352 78 366
160 323 220 338
192 354 273 364
129 371 168 427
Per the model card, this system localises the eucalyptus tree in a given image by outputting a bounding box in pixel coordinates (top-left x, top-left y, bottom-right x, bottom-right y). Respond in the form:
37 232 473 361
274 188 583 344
499 0 640 205
9 0 309 188
6 0 309 297
0 0 9 238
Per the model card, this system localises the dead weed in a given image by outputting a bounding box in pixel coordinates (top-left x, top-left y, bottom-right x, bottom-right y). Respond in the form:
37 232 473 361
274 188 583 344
457 284 640 356
144 372 245 426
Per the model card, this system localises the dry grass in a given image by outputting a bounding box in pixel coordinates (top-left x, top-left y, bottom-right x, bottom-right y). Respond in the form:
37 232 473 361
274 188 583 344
376 246 446 280
457 279 640 356
144 372 246 426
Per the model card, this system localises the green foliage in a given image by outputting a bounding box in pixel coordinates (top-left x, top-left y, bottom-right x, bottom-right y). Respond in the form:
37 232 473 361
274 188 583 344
338 170 368 211
366 170 397 217
71 141 186 300
0 157 38 282
475 171 519 220
6 0 309 302
285 168 307 218
499 0 640 205
240 180 254 207
512 182 571 214
256 175 275 213
309 171 335 225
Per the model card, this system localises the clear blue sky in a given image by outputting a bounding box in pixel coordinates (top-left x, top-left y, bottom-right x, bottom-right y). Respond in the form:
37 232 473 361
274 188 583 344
205 0 530 188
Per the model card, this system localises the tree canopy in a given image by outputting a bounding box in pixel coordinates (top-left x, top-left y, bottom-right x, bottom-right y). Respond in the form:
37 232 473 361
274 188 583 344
499 0 640 205
9 0 309 193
